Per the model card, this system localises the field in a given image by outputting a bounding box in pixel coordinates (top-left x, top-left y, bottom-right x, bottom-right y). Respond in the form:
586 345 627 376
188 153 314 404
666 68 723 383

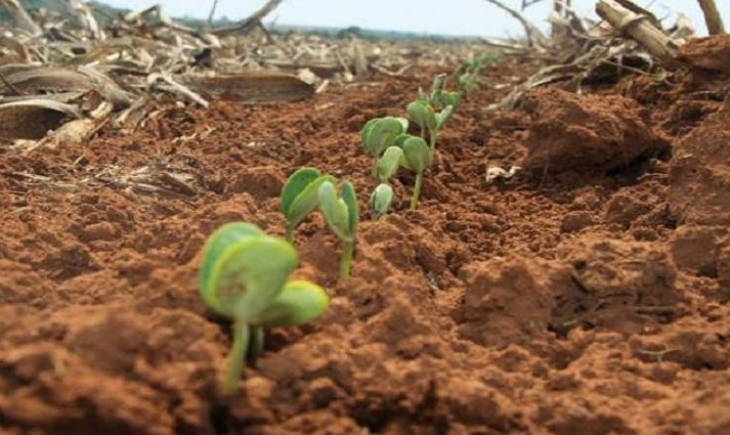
2 16 730 434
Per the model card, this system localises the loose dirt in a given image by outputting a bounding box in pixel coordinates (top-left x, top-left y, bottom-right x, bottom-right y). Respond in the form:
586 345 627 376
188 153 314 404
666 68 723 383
2 38 730 434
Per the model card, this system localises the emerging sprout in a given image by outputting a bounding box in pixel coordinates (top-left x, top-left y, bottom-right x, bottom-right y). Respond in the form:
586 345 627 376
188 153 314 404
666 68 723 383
400 136 432 209
369 183 394 220
199 222 329 392
407 75 458 155
361 117 408 175
281 167 334 242
317 180 359 280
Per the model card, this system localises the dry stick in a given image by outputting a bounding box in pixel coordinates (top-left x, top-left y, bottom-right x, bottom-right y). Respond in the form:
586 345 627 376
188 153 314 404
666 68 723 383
59 0 105 40
0 0 41 34
211 0 284 37
207 0 221 27
697 0 725 35
596 0 681 63
482 0 548 47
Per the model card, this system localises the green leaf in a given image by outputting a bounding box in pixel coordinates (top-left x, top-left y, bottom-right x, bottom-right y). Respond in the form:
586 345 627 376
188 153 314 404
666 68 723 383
286 175 336 229
360 118 379 151
341 180 359 237
250 280 329 327
199 222 264 316
437 105 455 130
395 117 409 131
402 136 431 173
318 181 351 242
443 92 461 108
407 101 437 132
417 86 428 102
363 117 405 158
377 146 404 183
209 235 298 321
369 183 394 219
280 167 321 215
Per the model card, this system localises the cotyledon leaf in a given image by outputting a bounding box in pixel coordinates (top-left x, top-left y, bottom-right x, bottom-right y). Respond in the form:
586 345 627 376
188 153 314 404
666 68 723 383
318 181 351 242
341 181 359 239
286 174 336 228
249 280 330 327
199 222 264 316
360 118 379 151
402 136 431 173
369 183 394 219
209 236 298 321
364 117 405 157
377 146 404 182
407 101 437 132
281 167 321 216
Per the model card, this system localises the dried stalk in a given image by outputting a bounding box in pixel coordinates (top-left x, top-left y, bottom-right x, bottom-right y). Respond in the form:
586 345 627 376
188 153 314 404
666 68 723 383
596 0 681 63
59 0 105 40
483 0 548 47
211 0 284 36
0 0 40 34
697 0 725 35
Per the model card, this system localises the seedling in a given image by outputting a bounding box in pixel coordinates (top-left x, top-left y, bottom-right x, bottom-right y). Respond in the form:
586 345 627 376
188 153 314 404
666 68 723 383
317 180 359 280
361 116 408 175
408 75 458 155
199 222 329 392
452 53 501 94
399 135 432 209
281 167 334 242
370 183 394 219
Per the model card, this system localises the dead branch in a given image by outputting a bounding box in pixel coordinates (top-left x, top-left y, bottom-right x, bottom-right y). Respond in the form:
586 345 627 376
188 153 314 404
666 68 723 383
60 0 105 40
596 0 681 63
697 0 725 35
211 0 284 37
0 0 41 34
483 0 548 47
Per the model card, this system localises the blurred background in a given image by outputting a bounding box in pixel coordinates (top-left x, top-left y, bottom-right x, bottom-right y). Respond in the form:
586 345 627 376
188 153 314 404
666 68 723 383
100 0 728 37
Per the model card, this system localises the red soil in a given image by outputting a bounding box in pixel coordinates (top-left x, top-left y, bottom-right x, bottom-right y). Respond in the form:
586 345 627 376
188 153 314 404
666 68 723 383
2 38 730 434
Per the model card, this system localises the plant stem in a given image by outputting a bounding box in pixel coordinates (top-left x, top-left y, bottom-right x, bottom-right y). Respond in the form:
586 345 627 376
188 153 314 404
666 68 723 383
246 326 264 367
340 240 354 280
223 322 249 392
285 225 294 243
372 158 379 178
429 128 438 155
410 172 423 210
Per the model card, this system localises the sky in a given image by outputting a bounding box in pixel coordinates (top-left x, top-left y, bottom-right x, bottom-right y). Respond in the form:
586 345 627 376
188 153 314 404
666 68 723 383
102 0 728 37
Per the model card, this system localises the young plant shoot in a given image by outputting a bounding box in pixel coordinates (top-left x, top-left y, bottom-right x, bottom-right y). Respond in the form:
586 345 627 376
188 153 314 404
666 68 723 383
361 116 408 175
199 222 329 392
281 167 334 243
317 180 359 280
370 183 394 220
400 136 432 210
408 74 458 155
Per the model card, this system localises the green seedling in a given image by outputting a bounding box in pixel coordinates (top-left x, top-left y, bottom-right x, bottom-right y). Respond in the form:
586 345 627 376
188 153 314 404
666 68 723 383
370 183 394 220
407 75 458 155
400 136 432 209
453 53 501 95
361 116 408 175
199 222 329 392
281 167 335 242
317 180 359 280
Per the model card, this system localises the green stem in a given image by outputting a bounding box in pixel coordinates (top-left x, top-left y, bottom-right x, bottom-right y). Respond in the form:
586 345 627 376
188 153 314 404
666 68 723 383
223 322 249 392
372 157 379 178
429 128 438 155
339 240 354 280
285 224 294 244
246 326 264 368
410 172 423 210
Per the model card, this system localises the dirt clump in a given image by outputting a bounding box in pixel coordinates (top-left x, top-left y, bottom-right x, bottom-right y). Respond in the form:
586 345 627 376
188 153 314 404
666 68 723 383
520 88 669 175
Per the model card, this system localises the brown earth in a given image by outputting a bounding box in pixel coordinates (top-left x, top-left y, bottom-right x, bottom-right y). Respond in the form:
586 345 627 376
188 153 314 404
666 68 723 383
2 37 730 434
